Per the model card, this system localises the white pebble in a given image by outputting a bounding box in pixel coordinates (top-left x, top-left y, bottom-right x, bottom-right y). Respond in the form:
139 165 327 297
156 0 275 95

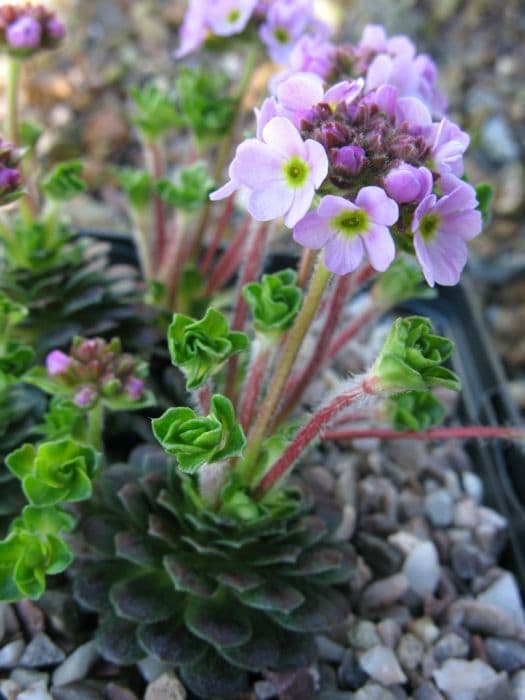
52 640 98 687
402 541 440 596
359 645 407 685
18 682 53 700
433 658 498 700
478 572 525 626
0 639 25 669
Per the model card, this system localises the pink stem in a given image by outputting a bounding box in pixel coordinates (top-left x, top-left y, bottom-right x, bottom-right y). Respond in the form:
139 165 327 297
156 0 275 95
198 383 211 414
224 222 269 400
323 426 524 442
147 142 167 269
254 378 375 497
200 194 235 276
205 215 252 295
239 345 271 433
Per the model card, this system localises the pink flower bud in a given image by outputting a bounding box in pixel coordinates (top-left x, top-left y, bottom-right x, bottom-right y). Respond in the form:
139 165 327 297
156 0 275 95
6 16 42 50
46 350 72 377
74 386 96 408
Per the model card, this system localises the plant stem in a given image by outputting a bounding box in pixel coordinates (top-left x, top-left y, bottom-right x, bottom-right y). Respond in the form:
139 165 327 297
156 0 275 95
254 378 374 497
239 341 273 433
145 141 167 269
130 208 154 279
296 248 315 289
323 425 525 442
205 214 252 295
198 382 211 414
241 256 331 480
6 57 21 146
200 194 235 276
87 402 104 451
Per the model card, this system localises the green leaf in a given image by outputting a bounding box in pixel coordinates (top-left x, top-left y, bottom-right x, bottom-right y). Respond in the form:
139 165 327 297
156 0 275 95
155 161 213 211
114 167 153 210
110 571 180 623
95 615 144 665
184 592 252 648
167 308 249 390
40 397 87 442
19 120 44 149
372 257 436 308
239 581 305 613
371 316 460 393
42 161 86 201
0 291 28 328
243 269 302 338
387 390 446 431
6 443 36 479
476 182 493 228
130 83 180 140
17 505 76 536
152 394 245 472
138 618 206 665
164 554 216 597
180 647 248 699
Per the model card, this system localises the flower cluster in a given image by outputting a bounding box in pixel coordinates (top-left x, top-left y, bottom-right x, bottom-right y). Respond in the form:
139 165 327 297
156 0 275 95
0 3 65 56
212 28 482 286
0 139 21 204
175 0 329 64
45 337 147 409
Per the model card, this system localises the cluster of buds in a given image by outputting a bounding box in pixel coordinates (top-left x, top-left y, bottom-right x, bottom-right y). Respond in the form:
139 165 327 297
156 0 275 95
212 25 483 287
0 139 21 205
175 0 328 64
0 3 65 57
45 337 147 409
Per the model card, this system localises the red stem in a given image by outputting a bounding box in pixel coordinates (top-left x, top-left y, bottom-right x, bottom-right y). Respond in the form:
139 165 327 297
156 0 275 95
198 383 211 414
323 426 524 442
254 378 374 497
200 194 235 276
147 142 167 269
239 344 271 433
224 222 270 399
205 215 252 295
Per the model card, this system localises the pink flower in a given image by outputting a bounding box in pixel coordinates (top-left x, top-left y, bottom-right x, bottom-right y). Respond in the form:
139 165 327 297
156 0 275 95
6 15 42 50
384 163 433 204
46 350 72 377
211 116 328 227
293 187 399 275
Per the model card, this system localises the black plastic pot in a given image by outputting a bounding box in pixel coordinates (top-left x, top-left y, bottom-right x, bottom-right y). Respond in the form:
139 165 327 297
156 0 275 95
81 230 525 590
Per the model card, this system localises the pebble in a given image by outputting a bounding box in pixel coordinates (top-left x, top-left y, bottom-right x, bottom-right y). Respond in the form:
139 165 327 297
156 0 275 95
0 679 21 700
361 574 409 610
52 641 99 687
356 533 403 577
0 602 8 642
316 636 345 663
19 634 65 669
412 682 445 699
331 505 356 542
461 473 483 504
448 600 522 638
38 593 80 639
512 670 525 700
453 498 479 528
477 573 525 625
10 670 49 689
338 649 369 691
348 621 381 650
377 619 401 648
476 675 516 700
0 639 25 669
353 682 396 700
433 658 499 699
480 115 520 165
402 542 440 596
408 617 440 646
359 645 407 686
397 633 424 671
18 682 53 700
495 163 524 215
432 633 470 663
105 684 140 700
138 656 172 683
425 490 454 528
16 601 45 638
451 543 491 580
485 637 525 672
50 682 105 699
335 467 357 508
144 671 187 700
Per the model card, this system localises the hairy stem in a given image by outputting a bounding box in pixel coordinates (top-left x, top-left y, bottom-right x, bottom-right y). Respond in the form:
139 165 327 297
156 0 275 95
254 378 375 497
239 341 273 433
296 247 315 289
323 425 525 442
145 141 167 269
241 256 331 480
200 194 235 276
205 215 251 295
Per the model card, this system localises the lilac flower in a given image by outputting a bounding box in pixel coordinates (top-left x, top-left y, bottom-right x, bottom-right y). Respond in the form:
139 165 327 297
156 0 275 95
211 116 328 227
428 118 469 176
412 175 482 287
273 72 324 126
207 0 258 36
45 18 65 41
288 33 337 80
259 1 311 63
0 166 19 191
74 386 96 409
384 163 432 204
125 377 145 401
6 15 42 50
293 187 399 275
332 145 366 177
46 350 72 377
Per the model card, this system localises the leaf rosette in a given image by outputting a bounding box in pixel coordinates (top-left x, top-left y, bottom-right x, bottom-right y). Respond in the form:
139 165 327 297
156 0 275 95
243 269 302 339
386 390 446 431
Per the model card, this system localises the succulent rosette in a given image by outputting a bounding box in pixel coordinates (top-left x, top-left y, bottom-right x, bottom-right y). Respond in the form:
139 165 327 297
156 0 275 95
0 3 65 57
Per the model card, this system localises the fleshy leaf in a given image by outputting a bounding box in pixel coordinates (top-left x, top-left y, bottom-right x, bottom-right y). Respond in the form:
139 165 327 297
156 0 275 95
184 592 252 648
239 581 305 613
130 83 181 140
138 618 206 665
387 390 446 431
271 588 348 632
372 257 436 308
110 571 180 623
164 554 216 598
243 269 302 338
95 615 144 665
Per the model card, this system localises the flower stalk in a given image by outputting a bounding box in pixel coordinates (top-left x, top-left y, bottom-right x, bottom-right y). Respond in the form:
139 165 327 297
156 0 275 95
323 425 525 443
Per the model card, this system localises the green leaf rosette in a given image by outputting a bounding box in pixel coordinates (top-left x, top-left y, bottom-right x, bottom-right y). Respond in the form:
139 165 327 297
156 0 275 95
168 308 249 391
41 161 86 201
371 316 461 394
6 438 98 506
243 269 302 340
156 162 213 212
386 390 446 431
152 394 245 473
130 84 181 141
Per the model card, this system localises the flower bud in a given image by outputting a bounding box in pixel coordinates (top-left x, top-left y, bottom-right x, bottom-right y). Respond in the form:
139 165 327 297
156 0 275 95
45 350 72 377
332 145 366 176
6 15 41 50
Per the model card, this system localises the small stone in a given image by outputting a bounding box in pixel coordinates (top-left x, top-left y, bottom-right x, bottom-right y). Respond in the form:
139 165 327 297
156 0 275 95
10 669 49 689
451 543 491 579
16 601 45 638
377 619 401 648
359 645 407 686
432 633 469 663
453 499 479 528
486 637 525 672
478 573 525 625
138 656 172 683
480 115 520 165
433 658 499 699
356 533 403 577
317 693 354 700
0 602 9 642
361 574 408 610
144 671 186 700
303 466 335 494
348 621 381 650
336 468 357 508
388 532 421 556
397 633 424 671
51 682 105 699
413 681 445 699
0 639 25 669
425 490 454 528
408 617 440 646
38 593 80 639
0 679 21 700
316 635 345 663
512 670 525 699
461 473 483 504
448 600 521 638
495 163 524 215
338 649 369 691
331 505 356 542
476 675 515 700
18 682 53 700
104 684 139 700
52 641 98 687
403 542 440 596
20 633 65 668
353 682 396 700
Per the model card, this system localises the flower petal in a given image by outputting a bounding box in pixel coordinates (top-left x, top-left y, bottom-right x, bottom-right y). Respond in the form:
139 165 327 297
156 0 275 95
248 182 293 221
210 179 238 201
361 223 396 271
356 186 399 226
262 117 305 158
317 194 357 219
230 139 284 189
293 211 332 248
324 236 364 275
414 231 467 287
304 139 328 188
284 183 315 227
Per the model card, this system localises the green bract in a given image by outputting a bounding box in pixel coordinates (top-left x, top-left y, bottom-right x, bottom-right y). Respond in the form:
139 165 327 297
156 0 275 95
168 308 249 391
371 316 461 393
6 438 98 506
372 257 436 309
152 394 245 473
386 390 446 431
41 161 86 201
243 269 302 338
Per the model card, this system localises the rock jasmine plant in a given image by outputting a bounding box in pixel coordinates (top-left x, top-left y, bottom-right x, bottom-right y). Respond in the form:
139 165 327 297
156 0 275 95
0 2 523 699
